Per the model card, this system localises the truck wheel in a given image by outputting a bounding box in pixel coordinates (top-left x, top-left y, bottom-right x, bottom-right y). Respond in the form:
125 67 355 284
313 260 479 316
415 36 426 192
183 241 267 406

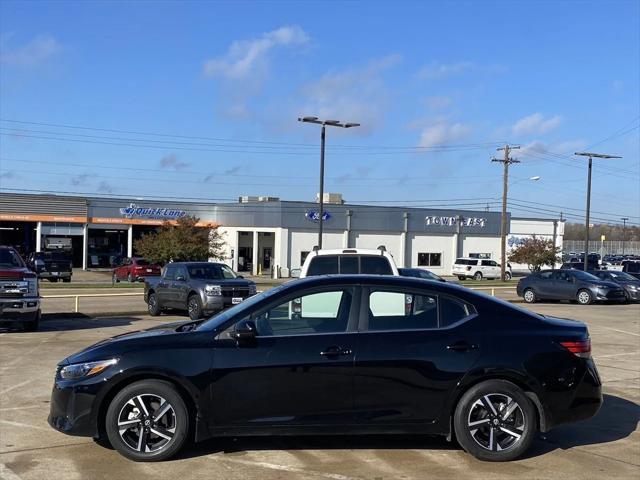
473 271 483 281
22 311 40 332
187 294 203 320
147 293 161 316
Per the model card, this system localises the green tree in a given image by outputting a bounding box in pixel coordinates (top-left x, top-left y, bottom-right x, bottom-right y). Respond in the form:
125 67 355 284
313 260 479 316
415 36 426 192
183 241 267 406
508 236 559 272
134 215 226 264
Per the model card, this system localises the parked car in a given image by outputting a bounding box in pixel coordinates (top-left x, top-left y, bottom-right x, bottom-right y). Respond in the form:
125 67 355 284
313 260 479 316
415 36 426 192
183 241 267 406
144 262 257 320
588 270 640 302
620 260 640 280
299 246 399 278
26 250 72 282
49 274 602 462
452 258 512 281
517 269 626 305
0 246 41 331
398 267 446 282
113 257 161 283
561 261 599 271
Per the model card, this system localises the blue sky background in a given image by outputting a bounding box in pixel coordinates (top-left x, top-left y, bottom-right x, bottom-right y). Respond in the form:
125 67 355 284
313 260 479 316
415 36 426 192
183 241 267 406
0 0 638 225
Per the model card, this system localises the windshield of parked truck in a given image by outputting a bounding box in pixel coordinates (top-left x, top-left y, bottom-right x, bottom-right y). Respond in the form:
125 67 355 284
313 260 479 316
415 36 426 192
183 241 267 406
0 249 25 268
187 264 237 280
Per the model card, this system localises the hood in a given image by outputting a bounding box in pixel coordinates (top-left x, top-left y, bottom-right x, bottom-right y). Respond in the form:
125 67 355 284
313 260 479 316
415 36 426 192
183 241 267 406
191 278 254 287
60 320 193 365
591 280 622 289
0 268 34 279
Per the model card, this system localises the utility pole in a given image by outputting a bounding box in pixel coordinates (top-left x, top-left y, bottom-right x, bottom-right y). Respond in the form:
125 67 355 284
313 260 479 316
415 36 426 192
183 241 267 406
621 217 629 256
492 144 520 281
574 152 622 271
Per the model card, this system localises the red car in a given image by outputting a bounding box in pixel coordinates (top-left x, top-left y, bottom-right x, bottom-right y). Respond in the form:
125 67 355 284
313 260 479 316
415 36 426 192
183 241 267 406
112 257 161 283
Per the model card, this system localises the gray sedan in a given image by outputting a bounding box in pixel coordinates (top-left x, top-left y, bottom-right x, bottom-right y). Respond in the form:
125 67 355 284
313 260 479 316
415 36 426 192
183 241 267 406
589 270 640 302
516 269 626 305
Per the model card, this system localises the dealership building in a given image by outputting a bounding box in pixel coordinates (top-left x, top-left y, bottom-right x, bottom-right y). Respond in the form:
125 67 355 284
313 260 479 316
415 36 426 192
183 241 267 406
0 192 564 276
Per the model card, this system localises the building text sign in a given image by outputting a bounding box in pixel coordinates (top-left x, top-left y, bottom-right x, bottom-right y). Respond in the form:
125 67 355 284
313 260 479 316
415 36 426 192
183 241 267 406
120 203 187 220
425 215 487 228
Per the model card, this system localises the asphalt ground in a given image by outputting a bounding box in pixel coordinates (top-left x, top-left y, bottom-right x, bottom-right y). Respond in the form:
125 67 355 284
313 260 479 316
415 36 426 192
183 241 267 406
0 302 638 480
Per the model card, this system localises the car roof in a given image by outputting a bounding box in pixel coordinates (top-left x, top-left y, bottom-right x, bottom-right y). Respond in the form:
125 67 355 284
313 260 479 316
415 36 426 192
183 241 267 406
285 274 464 293
170 261 226 266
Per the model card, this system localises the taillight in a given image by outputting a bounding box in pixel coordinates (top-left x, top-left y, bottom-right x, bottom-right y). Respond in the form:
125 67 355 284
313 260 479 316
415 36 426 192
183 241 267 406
560 339 591 358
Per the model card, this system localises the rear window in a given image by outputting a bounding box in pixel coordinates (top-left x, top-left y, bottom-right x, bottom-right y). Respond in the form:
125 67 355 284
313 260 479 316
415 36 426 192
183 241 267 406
306 255 393 276
135 259 150 266
306 256 339 276
455 259 477 266
360 256 393 275
625 263 640 273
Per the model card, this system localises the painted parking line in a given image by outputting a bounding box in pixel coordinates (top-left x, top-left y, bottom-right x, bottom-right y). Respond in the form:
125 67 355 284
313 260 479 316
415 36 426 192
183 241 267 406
214 456 362 480
590 325 640 337
0 380 33 396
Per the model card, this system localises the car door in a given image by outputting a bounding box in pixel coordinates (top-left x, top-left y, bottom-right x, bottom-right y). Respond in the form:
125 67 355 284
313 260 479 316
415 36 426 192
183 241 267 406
353 285 482 426
209 286 359 430
552 270 576 300
480 260 497 279
531 270 554 298
157 265 175 307
172 265 190 309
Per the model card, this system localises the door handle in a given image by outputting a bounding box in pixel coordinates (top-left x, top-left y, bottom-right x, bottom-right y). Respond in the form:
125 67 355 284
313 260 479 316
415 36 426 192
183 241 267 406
446 341 478 352
320 346 352 357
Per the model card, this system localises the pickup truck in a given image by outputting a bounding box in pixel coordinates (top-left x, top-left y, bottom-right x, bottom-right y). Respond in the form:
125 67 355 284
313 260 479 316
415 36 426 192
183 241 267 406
0 246 41 331
144 261 257 320
26 250 73 282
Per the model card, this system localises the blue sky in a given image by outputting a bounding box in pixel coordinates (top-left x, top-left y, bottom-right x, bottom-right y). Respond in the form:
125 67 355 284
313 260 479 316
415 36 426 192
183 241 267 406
0 0 638 225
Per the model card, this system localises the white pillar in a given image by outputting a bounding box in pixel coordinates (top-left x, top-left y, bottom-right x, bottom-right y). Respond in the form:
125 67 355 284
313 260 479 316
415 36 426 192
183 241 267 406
399 232 406 268
273 229 281 279
127 224 133 258
82 224 89 270
233 230 239 271
252 231 259 276
35 222 42 252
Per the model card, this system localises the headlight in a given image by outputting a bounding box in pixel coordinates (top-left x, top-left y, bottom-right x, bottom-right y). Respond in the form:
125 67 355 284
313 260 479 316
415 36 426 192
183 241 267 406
59 358 118 380
205 285 222 296
249 284 257 295
27 277 38 294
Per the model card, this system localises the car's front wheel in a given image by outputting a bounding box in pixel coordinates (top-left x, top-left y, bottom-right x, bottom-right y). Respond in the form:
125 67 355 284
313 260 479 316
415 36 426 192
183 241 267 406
187 294 203 320
577 289 593 305
523 288 536 303
147 293 161 316
105 380 189 462
454 379 536 462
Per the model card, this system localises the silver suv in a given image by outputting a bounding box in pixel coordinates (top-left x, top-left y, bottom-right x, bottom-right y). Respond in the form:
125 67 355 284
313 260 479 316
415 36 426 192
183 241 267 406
452 257 512 281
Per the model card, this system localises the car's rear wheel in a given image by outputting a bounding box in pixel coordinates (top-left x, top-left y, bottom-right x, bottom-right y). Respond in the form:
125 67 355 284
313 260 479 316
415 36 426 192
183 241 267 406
523 288 536 303
504 272 512 281
112 273 119 285
457 276 466 281
577 289 593 305
473 271 483 281
147 293 161 316
454 379 536 462
187 294 203 320
105 380 189 462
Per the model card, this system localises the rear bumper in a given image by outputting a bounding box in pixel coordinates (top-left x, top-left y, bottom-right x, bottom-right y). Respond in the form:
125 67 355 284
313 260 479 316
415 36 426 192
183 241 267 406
38 271 71 279
0 297 41 322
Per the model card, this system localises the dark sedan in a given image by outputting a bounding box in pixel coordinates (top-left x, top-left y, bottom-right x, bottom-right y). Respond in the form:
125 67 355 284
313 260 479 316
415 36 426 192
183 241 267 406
589 270 640 302
517 269 626 305
398 267 446 282
49 275 602 462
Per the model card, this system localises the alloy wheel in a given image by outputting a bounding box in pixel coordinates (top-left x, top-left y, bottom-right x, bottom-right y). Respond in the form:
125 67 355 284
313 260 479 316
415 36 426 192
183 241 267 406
523 290 535 303
117 394 176 453
577 290 592 305
467 393 525 452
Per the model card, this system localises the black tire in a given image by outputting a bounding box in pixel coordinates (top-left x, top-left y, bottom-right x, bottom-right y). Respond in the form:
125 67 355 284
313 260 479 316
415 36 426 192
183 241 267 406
504 272 512 281
127 273 133 283
187 294 203 320
454 379 536 462
473 271 483 281
577 289 593 305
105 380 189 462
523 288 537 304
112 273 119 285
458 276 466 281
63 277 71 283
22 311 40 332
147 293 161 316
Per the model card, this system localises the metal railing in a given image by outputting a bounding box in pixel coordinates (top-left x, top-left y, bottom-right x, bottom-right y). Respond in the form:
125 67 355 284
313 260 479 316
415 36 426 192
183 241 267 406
42 292 144 313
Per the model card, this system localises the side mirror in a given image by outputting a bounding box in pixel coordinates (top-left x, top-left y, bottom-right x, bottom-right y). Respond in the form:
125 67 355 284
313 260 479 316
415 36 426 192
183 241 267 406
231 320 258 343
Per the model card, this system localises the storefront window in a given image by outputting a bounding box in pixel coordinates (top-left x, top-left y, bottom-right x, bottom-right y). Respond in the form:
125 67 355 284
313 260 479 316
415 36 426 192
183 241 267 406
417 252 442 267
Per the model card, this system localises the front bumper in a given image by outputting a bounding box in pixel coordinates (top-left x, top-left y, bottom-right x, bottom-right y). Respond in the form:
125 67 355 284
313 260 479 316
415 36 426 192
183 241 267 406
48 376 101 438
594 289 627 302
623 287 640 302
202 294 254 313
0 297 40 322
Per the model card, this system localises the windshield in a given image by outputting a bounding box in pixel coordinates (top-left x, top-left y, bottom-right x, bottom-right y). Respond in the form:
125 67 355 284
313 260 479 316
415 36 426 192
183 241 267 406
187 264 236 280
197 283 288 331
571 270 600 281
0 249 25 268
608 271 637 281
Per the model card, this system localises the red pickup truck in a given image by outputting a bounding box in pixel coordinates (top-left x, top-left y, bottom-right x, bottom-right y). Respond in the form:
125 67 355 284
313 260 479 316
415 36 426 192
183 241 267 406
112 257 161 283
0 246 41 331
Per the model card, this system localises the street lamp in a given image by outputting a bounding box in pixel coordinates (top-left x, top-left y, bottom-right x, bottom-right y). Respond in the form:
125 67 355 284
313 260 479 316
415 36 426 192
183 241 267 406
298 116 360 248
621 217 629 256
574 152 622 271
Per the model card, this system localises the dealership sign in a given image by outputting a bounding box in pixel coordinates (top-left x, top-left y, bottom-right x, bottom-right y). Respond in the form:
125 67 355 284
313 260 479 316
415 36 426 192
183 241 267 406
425 215 487 228
305 210 331 223
120 203 187 220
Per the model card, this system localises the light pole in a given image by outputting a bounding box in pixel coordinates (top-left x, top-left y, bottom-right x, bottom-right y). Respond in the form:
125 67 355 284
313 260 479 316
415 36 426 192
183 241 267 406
298 116 360 248
621 217 629 256
574 152 622 271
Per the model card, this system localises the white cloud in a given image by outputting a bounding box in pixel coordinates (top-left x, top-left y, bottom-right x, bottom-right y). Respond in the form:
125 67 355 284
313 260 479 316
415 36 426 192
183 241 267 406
419 122 471 147
424 95 453 109
296 54 401 135
0 34 61 67
512 113 562 136
518 139 586 159
160 154 189 170
417 61 474 80
203 25 309 80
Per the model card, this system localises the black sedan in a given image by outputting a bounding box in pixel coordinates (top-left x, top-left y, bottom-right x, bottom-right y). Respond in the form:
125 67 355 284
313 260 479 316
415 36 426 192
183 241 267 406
589 270 640 302
49 275 602 462
398 267 446 281
517 269 626 305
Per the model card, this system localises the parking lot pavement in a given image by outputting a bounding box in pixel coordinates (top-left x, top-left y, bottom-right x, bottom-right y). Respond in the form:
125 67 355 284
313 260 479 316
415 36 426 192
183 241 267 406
1 303 638 480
